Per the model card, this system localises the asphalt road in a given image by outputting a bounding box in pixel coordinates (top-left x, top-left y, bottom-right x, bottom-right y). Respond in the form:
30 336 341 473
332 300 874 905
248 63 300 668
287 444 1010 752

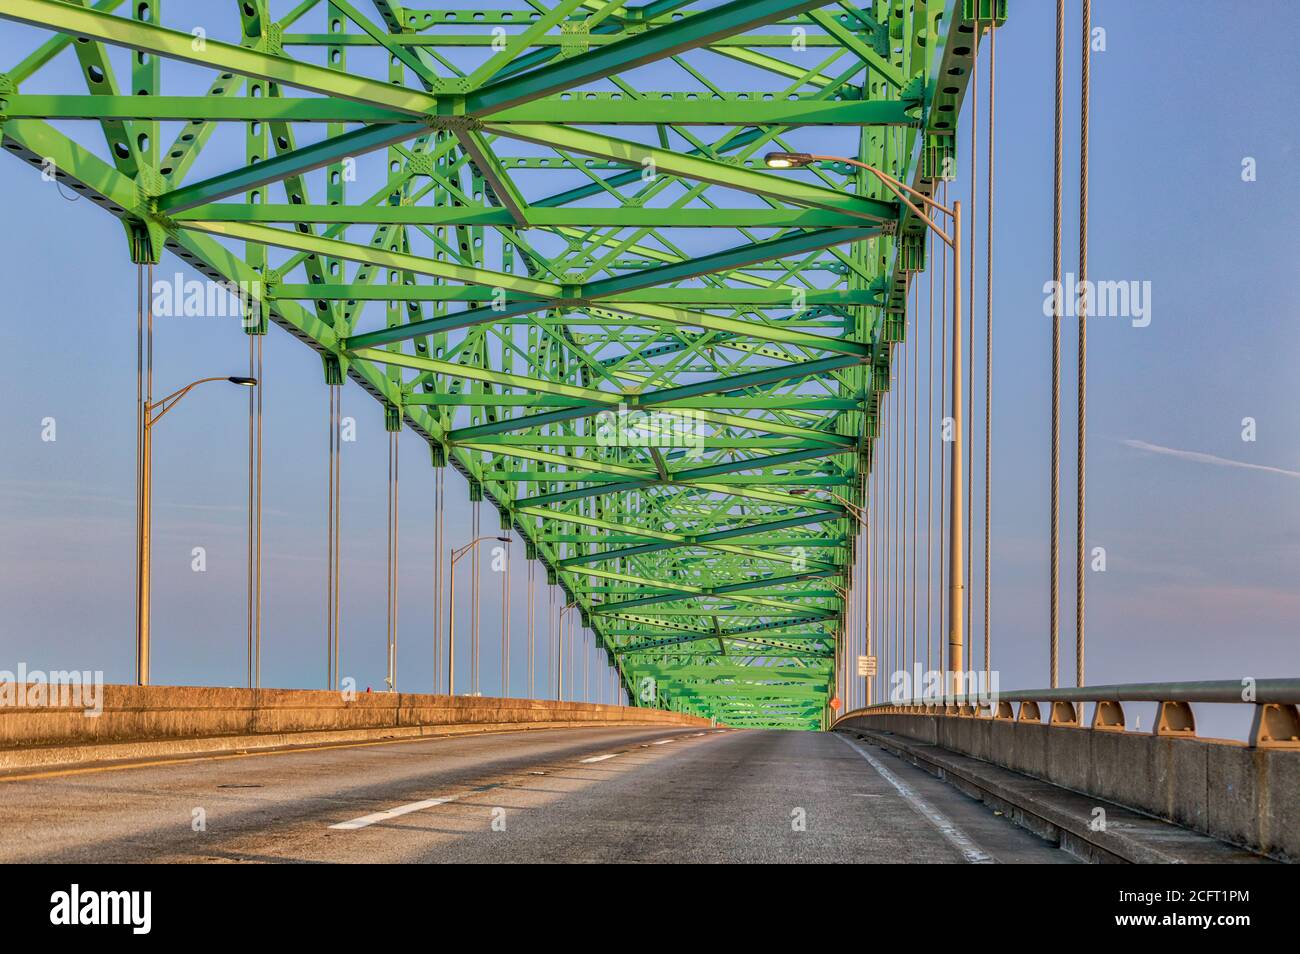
0 727 1074 863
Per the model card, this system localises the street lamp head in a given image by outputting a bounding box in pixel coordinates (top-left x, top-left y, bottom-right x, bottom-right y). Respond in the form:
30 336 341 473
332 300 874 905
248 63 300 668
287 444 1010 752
496 536 511 543
764 151 815 169
228 376 258 387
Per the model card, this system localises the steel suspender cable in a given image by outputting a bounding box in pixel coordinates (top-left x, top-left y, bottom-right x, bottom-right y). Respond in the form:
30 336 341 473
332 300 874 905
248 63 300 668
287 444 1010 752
247 335 255 689
1050 0 1065 688
911 271 919 677
967 38 978 672
890 383 897 691
326 389 335 689
873 433 881 703
895 358 902 688
939 181 949 674
134 264 144 685
471 500 480 694
1078 0 1090 687
527 559 535 699
926 223 935 675
433 466 444 693
386 430 399 691
332 388 341 690
985 21 997 680
502 539 510 697
255 333 264 688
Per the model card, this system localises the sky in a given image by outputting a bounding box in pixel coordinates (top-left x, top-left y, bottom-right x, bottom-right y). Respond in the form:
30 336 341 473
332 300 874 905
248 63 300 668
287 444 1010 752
0 1 1296 739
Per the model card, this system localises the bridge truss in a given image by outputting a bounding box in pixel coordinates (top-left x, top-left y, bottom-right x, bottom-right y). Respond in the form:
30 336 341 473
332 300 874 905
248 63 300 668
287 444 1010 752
0 0 991 729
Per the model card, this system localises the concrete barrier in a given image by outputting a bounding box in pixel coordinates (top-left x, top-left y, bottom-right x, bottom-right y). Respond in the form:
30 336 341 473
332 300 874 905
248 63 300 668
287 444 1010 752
0 685 712 772
836 711 1299 862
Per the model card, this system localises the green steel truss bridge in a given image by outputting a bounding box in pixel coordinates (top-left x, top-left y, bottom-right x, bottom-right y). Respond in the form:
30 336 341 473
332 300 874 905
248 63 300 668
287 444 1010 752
0 0 1000 730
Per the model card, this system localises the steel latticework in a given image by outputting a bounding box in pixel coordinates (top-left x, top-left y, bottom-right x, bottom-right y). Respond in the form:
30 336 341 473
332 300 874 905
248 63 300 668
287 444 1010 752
0 0 991 729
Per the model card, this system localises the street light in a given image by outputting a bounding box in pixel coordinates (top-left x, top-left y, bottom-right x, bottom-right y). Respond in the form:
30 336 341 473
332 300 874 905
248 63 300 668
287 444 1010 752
767 149 966 692
446 535 510 695
136 375 257 686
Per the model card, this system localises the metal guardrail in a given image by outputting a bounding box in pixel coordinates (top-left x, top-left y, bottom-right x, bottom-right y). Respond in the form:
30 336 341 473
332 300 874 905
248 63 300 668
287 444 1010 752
834 678 1300 748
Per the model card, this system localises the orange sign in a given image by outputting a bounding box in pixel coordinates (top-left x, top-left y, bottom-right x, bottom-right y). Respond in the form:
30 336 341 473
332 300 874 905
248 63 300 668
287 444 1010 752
830 696 841 711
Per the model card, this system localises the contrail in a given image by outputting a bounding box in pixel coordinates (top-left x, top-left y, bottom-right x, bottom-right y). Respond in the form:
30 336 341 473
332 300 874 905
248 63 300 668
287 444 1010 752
1122 439 1300 479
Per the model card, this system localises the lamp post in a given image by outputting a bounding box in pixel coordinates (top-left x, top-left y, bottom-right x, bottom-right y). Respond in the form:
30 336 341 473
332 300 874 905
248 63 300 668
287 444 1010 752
766 151 964 695
136 375 257 686
446 535 510 695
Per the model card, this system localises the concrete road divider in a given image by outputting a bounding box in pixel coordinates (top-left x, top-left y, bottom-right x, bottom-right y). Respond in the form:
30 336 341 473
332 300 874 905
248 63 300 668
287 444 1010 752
0 685 712 773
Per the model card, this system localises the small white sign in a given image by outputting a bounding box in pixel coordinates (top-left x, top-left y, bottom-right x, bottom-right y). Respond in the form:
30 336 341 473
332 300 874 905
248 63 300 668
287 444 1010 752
857 655 877 677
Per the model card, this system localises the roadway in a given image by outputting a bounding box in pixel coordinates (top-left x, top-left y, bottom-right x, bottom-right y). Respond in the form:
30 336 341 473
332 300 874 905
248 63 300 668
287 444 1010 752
0 726 1074 863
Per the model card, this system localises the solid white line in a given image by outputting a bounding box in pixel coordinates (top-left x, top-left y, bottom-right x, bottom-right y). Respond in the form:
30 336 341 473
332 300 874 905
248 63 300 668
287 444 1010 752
329 793 464 831
580 753 618 763
651 739 674 745
836 734 994 864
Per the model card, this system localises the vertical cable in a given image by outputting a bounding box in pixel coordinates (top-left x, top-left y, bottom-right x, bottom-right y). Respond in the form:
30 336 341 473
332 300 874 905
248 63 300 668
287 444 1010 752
884 375 891 691
255 333 263 689
433 466 444 693
967 33 979 667
926 222 935 675
471 500 480 694
1051 0 1065 687
527 560 535 698
332 387 341 689
893 358 901 690
326 388 335 689
386 430 399 691
1077 0 1090 687
247 335 255 689
985 21 997 681
939 181 949 673
910 272 919 679
502 541 510 696
135 264 143 682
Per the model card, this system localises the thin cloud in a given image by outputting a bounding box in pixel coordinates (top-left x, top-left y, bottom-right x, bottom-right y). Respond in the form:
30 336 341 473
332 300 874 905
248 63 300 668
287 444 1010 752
1122 439 1300 479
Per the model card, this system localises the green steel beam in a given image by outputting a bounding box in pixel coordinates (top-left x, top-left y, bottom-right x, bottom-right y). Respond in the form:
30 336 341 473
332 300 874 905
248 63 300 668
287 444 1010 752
0 0 976 729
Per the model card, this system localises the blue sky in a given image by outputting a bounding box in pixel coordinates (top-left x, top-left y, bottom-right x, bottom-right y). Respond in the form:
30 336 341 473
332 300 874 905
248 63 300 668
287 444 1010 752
0 2 1296 737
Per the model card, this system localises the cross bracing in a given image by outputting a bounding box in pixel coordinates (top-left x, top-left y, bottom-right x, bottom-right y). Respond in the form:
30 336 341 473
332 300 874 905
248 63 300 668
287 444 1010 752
0 0 989 729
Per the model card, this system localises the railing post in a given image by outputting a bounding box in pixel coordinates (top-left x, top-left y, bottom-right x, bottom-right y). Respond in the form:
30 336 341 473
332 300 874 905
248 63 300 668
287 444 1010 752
1154 700 1196 737
1090 700 1125 731
1249 703 1300 748
1049 701 1079 726
1016 700 1041 723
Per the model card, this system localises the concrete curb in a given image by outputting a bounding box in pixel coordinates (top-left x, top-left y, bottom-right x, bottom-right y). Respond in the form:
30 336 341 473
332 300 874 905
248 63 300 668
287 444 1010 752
0 684 712 775
0 719 699 776
840 727 1274 864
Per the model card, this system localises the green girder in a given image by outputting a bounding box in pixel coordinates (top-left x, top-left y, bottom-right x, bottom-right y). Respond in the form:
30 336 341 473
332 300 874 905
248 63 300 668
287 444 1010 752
0 0 992 729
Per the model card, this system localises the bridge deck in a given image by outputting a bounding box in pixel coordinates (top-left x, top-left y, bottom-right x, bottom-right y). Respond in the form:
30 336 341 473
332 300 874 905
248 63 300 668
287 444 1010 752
0 726 1068 864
